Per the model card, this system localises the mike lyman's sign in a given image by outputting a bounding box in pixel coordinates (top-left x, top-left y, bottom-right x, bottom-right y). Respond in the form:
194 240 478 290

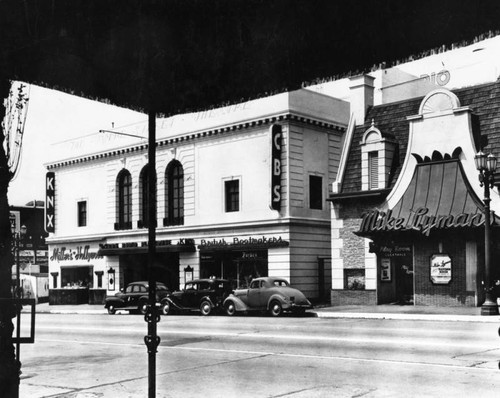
359 207 491 236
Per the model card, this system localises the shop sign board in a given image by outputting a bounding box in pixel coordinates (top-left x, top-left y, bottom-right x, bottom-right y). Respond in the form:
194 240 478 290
50 245 103 263
378 245 412 257
430 253 452 284
199 236 289 249
359 207 488 236
270 124 282 211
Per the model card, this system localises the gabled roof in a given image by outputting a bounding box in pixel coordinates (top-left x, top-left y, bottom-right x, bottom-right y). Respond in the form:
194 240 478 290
339 78 500 195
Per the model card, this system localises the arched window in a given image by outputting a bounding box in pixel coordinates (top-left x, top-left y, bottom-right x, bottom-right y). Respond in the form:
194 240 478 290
116 169 132 230
164 160 184 226
139 165 149 228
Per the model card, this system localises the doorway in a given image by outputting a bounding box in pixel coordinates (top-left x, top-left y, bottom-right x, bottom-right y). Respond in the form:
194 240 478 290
393 257 414 304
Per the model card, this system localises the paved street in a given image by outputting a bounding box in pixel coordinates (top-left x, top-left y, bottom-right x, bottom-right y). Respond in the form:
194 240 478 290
19 312 500 397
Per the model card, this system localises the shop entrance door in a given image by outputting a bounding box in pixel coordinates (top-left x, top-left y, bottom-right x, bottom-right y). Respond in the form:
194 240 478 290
394 258 414 304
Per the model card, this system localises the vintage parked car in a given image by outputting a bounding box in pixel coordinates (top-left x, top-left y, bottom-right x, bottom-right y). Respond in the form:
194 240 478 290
223 277 313 316
161 278 232 316
104 281 170 315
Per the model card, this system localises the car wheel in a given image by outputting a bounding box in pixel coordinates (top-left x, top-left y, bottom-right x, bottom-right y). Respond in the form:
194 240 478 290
161 302 171 315
107 305 116 315
139 301 148 315
200 300 212 316
269 300 282 317
225 301 236 316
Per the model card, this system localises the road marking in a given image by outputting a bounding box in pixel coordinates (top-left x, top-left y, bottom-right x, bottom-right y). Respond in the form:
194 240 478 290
37 337 499 374
36 325 498 349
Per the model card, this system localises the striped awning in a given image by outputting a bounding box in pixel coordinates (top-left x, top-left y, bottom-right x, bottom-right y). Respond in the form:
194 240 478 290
358 160 496 237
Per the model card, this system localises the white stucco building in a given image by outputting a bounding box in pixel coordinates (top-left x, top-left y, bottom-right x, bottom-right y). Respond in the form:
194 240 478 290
45 89 349 304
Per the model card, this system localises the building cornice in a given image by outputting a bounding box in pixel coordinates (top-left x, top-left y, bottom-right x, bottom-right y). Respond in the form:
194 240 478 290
46 216 331 244
46 112 346 170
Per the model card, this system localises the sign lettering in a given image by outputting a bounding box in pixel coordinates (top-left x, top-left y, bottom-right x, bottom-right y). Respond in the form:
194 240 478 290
50 245 103 263
45 172 55 233
359 207 490 236
270 124 282 211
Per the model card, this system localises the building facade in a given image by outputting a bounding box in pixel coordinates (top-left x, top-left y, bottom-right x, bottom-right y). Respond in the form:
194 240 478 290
330 74 500 307
45 89 349 304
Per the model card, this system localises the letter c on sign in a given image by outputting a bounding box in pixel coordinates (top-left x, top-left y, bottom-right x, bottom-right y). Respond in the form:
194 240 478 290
274 132 281 150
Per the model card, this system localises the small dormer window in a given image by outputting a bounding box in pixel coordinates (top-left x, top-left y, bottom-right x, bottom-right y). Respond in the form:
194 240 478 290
360 120 397 191
368 151 379 189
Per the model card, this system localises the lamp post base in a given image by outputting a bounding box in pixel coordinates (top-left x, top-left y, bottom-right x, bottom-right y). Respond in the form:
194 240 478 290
481 296 499 316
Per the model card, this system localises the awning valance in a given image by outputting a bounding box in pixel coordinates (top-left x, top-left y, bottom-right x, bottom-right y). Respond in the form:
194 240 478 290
357 160 496 237
98 244 196 256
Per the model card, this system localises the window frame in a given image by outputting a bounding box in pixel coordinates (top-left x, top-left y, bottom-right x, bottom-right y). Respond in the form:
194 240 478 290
224 178 240 213
368 150 379 190
140 165 150 227
77 200 87 227
309 175 323 210
116 169 132 230
165 160 184 226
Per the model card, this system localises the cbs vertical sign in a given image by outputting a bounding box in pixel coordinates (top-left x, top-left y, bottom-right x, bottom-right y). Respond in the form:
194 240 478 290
45 172 55 233
271 124 282 211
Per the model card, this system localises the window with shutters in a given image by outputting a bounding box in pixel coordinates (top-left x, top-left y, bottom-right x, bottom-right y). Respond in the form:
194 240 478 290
368 151 379 190
360 120 397 191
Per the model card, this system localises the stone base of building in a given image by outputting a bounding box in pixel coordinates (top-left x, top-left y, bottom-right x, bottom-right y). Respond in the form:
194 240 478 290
414 293 476 307
330 289 377 306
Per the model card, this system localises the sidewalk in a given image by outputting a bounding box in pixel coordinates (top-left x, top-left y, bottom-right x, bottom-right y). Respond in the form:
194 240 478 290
28 302 500 322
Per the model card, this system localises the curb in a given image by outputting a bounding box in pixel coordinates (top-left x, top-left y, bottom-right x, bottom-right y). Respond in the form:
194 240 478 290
314 311 500 323
28 307 500 322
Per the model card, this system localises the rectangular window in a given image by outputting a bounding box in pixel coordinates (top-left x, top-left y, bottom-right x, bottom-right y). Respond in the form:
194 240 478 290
344 269 366 290
225 180 240 212
77 201 87 227
309 175 323 210
368 151 379 190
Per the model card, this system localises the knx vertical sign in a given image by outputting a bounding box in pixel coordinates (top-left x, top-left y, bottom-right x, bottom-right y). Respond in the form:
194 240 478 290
45 172 55 233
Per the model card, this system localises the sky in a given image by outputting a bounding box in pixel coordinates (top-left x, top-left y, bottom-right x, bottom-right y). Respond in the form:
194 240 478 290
7 85 146 206
6 35 500 208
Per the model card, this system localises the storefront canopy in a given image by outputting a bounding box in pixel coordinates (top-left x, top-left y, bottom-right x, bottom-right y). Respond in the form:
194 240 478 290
358 159 498 237
98 243 196 256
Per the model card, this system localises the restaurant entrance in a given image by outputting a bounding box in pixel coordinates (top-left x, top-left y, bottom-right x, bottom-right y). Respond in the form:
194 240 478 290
393 256 414 304
377 244 414 305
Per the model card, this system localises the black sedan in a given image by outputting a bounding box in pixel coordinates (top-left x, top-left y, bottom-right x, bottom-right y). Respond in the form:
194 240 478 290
104 281 170 315
161 278 232 316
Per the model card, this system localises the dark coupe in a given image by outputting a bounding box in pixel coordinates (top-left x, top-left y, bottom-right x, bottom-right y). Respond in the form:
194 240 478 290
161 278 232 316
223 277 313 316
104 281 170 315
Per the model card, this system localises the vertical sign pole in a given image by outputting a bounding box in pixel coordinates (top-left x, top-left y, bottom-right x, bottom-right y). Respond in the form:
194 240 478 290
145 109 159 397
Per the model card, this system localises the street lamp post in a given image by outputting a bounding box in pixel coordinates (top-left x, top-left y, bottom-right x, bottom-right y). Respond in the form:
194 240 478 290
11 223 26 385
474 150 499 316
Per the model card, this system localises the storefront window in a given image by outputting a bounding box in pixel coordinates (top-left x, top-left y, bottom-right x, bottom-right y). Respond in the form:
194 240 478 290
200 250 268 288
61 266 93 288
344 268 365 290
